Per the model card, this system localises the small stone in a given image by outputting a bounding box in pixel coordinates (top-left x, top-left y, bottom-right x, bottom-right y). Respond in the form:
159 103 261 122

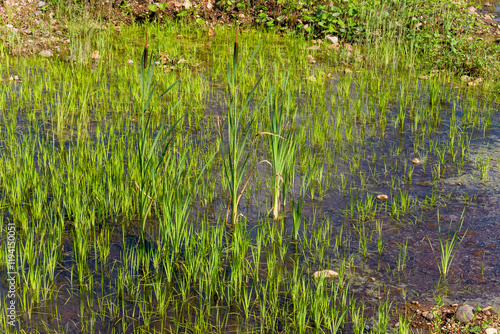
127 59 134 64
377 194 388 201
344 43 354 52
411 158 421 165
455 305 474 323
485 310 491 316
485 328 498 334
38 1 46 7
326 35 339 44
368 277 376 282
411 301 420 306
313 270 339 279
422 311 434 321
39 49 53 57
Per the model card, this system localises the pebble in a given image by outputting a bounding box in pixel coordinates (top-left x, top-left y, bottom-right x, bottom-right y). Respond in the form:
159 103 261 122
485 328 498 334
326 35 339 44
39 49 53 57
313 270 339 279
455 305 474 323
38 1 45 7
422 311 434 321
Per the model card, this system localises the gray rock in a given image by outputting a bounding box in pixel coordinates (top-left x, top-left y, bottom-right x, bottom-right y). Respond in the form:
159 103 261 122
455 305 474 323
39 50 53 57
38 1 46 7
326 35 339 44
422 311 434 321
485 328 498 334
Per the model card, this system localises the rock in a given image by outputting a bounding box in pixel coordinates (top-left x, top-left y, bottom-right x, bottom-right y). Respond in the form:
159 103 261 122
422 311 434 321
326 35 339 44
377 194 388 201
38 1 45 7
485 328 498 334
344 43 354 52
368 277 376 282
313 270 339 279
460 75 470 82
39 49 53 57
411 158 421 165
455 305 474 323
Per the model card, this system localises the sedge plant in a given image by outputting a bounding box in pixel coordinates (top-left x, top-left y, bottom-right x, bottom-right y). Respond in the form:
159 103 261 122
428 209 467 278
263 66 298 220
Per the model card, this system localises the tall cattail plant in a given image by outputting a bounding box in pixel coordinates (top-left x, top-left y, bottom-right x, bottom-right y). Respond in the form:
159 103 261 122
221 27 264 225
136 28 182 242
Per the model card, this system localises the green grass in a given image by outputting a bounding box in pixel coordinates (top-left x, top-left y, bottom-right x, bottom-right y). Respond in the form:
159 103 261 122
0 7 498 333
